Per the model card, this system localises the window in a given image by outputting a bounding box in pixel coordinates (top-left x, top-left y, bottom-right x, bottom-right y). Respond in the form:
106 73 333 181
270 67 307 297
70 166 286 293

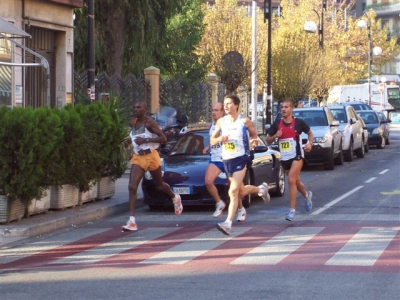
0 37 12 107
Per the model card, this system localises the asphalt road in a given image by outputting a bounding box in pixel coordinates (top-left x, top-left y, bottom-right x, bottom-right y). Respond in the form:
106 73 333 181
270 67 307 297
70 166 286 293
0 125 399 300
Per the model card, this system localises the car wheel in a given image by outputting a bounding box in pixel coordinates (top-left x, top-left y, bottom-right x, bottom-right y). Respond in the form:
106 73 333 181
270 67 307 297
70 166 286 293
242 169 253 208
385 135 390 145
324 144 335 170
355 139 365 158
344 139 353 162
364 139 369 153
334 143 344 165
148 204 164 210
270 165 285 197
377 136 385 149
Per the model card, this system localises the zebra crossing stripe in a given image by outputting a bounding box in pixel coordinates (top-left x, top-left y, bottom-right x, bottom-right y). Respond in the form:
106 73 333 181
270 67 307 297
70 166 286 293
0 228 109 265
325 227 398 266
50 227 180 265
231 227 324 265
140 227 252 265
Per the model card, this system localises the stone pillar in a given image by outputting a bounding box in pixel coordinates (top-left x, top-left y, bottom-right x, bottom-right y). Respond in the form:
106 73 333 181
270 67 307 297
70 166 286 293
144 66 160 114
207 73 219 105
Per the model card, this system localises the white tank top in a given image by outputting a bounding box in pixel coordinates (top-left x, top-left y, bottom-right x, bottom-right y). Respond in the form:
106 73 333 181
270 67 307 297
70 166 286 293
220 115 250 160
209 122 223 162
129 118 159 154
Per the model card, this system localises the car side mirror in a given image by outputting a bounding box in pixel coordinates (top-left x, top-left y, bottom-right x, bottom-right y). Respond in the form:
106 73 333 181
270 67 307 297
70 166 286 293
253 145 269 153
331 120 340 126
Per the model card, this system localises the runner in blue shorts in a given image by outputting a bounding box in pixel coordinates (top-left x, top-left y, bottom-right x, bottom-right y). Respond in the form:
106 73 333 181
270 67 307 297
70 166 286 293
203 103 227 218
210 95 270 235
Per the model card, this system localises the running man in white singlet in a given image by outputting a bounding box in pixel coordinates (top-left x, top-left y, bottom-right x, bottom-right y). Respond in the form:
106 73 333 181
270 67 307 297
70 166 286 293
121 101 183 232
210 95 270 235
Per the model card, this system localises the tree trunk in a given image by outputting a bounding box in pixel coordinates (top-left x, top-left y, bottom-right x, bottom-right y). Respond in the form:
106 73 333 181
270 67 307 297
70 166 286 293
99 0 127 77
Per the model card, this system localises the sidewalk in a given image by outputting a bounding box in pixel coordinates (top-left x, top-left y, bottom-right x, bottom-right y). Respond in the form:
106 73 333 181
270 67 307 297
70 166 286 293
0 176 141 247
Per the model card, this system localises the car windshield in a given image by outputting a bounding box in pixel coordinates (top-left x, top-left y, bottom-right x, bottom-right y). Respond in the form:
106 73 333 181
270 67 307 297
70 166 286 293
169 133 208 155
330 109 348 123
358 112 378 124
348 103 372 111
293 110 328 126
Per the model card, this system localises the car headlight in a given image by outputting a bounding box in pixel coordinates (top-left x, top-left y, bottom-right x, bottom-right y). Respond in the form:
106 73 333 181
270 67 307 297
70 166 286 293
372 127 383 135
145 158 165 180
218 172 227 179
314 136 328 143
144 171 153 180
144 170 165 180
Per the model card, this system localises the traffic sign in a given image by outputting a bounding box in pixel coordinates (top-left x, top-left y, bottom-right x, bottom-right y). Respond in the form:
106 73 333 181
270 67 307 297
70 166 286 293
378 83 385 93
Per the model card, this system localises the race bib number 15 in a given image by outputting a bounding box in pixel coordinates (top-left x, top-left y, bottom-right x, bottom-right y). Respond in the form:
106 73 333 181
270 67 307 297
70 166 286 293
224 142 236 152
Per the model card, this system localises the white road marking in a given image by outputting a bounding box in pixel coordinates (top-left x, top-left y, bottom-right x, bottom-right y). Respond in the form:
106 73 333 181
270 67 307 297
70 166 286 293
51 227 180 265
311 186 363 215
326 227 398 266
365 177 377 183
230 227 324 265
379 169 389 175
140 227 252 265
0 228 109 265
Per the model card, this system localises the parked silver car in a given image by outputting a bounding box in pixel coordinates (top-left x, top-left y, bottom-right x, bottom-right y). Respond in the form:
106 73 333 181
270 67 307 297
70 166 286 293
329 105 366 161
292 107 343 170
293 107 344 170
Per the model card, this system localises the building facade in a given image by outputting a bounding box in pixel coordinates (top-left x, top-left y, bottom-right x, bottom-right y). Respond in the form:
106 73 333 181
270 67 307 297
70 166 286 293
367 0 400 75
0 0 83 108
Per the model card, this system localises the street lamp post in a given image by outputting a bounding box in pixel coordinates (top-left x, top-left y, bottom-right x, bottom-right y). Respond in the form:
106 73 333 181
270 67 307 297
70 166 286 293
357 16 382 106
304 0 326 49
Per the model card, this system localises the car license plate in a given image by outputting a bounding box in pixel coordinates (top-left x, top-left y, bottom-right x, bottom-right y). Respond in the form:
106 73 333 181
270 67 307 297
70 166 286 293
172 187 191 194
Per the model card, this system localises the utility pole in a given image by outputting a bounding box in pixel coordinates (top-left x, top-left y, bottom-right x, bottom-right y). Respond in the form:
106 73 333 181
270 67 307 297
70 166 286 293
87 0 95 101
251 1 258 127
264 0 272 125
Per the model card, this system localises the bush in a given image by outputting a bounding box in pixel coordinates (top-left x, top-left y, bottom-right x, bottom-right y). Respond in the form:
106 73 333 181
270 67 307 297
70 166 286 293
55 105 86 188
101 94 130 180
0 101 128 207
0 107 60 207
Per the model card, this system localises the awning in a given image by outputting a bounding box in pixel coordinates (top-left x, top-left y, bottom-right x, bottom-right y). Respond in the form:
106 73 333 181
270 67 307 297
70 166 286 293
0 16 31 38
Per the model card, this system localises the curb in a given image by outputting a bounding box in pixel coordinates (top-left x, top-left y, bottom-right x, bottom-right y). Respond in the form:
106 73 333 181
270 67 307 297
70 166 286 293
0 177 143 246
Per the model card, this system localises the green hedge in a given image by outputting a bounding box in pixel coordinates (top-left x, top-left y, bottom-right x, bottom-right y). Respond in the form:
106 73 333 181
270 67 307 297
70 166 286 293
0 101 128 207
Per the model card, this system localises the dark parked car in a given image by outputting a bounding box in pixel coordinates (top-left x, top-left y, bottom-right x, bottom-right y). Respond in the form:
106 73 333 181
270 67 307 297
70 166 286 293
142 129 285 209
358 110 389 149
377 111 391 145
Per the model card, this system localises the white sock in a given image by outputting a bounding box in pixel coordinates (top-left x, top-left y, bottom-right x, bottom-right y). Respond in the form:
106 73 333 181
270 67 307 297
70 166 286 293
238 207 245 212
173 194 179 202
129 216 136 223
290 209 295 213
217 200 224 206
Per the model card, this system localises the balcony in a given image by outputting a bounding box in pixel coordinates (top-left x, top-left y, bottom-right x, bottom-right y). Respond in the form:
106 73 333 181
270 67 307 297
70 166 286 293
367 2 400 17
